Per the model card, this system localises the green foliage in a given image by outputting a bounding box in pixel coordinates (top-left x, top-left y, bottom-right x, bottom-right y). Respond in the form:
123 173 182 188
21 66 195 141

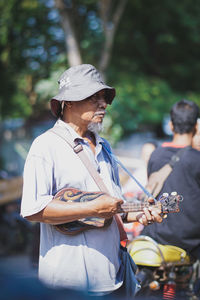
0 0 65 119
1 0 200 145
104 73 200 143
35 69 65 102
106 75 180 140
113 0 200 92
101 114 123 146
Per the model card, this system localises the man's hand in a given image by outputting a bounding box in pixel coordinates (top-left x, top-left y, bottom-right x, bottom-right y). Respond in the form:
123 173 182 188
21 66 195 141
126 197 163 225
92 194 124 219
136 197 163 225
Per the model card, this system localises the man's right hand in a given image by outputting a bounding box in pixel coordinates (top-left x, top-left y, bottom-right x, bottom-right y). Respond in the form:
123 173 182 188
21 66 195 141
91 194 124 219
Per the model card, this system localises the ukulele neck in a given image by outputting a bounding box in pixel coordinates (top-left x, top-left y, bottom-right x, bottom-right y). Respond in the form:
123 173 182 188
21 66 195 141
120 202 158 212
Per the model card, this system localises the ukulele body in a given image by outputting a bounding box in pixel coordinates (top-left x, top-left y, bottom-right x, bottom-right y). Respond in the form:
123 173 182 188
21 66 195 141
54 188 112 235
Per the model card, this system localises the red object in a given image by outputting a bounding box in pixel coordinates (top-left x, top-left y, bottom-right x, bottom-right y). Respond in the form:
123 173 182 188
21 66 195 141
163 282 176 299
120 240 127 247
162 142 187 148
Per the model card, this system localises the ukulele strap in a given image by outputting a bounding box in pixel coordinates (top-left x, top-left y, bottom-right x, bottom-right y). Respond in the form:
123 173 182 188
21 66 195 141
49 125 127 242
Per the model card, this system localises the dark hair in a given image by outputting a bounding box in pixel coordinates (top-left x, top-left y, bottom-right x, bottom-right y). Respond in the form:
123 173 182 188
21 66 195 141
170 99 199 134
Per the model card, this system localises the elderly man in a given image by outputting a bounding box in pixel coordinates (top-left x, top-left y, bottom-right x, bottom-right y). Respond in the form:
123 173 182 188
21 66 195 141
21 64 162 297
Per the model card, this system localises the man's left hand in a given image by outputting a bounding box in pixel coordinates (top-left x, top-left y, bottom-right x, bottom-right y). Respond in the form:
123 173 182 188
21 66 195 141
126 197 163 225
136 197 163 225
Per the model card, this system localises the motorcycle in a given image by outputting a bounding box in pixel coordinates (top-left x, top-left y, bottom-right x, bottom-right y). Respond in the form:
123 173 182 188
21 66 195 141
127 235 200 300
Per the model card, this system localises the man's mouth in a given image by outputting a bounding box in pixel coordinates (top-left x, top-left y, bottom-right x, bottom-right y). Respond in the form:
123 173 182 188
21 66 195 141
94 111 106 117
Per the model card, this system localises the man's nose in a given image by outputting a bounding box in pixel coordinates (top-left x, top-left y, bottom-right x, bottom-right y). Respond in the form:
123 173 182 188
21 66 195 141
98 98 107 109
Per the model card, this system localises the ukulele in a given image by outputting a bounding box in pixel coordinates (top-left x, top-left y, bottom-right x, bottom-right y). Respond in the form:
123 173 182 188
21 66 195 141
53 188 183 235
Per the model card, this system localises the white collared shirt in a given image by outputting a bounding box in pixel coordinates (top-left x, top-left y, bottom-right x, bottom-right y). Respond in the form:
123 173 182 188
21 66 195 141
21 119 123 293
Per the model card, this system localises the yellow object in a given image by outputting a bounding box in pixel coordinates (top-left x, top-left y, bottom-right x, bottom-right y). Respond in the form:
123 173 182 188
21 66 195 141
128 236 191 267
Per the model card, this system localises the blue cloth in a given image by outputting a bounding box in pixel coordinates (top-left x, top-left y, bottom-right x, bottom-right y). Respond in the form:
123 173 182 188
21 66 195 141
119 245 141 298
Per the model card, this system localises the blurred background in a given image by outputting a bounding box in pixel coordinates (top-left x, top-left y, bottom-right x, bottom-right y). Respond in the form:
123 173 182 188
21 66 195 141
0 0 200 279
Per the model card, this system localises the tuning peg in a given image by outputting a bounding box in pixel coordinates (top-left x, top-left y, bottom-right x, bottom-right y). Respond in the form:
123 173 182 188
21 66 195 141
171 191 177 196
162 193 169 197
178 195 184 202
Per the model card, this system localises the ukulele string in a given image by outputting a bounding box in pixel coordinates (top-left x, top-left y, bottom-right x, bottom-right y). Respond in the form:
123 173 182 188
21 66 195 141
102 143 158 202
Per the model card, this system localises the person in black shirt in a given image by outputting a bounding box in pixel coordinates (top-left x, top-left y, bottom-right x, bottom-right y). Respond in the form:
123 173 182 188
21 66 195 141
141 99 200 259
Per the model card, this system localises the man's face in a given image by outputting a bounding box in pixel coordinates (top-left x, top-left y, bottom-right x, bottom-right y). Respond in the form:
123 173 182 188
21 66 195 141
69 89 108 128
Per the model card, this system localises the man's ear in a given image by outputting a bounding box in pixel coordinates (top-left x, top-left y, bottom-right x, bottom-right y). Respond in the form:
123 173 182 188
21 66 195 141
65 101 72 108
192 122 198 136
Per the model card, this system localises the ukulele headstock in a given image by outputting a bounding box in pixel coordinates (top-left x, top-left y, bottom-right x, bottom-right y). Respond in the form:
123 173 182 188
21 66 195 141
158 191 183 213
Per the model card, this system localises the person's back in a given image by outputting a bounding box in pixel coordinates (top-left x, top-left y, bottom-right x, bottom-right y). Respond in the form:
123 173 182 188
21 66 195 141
141 99 200 259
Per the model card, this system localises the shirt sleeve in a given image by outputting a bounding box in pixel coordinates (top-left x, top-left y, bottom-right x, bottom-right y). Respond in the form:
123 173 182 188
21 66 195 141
20 152 54 218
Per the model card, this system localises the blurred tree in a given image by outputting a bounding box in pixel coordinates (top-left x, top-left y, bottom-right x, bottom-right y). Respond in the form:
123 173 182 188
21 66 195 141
112 0 200 92
54 0 83 66
1 0 200 144
107 74 181 138
0 0 66 119
54 0 128 75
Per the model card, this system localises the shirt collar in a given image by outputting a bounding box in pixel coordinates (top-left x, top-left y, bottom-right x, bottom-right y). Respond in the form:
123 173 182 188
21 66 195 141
92 131 105 146
55 119 105 147
162 141 188 148
55 119 81 141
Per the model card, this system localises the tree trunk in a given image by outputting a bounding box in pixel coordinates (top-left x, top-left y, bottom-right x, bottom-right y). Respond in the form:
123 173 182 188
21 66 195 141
98 0 128 74
54 0 127 75
54 0 82 66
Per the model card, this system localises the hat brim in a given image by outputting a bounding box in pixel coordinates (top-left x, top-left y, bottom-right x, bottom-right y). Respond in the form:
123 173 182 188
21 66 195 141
50 85 115 118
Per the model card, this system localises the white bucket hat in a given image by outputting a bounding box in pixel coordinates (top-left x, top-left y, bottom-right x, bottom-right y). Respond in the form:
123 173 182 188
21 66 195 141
50 64 116 117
